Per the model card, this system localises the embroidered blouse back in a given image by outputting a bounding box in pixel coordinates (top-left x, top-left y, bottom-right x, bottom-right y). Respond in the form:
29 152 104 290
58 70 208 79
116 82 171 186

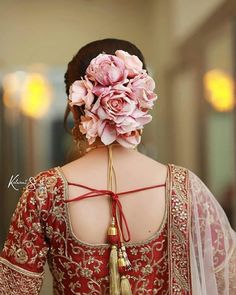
0 166 170 294
1 164 236 294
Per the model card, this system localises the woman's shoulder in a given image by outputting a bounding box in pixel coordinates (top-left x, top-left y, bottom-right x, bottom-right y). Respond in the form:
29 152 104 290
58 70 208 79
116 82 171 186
22 166 63 197
167 163 200 179
29 166 62 180
17 166 65 217
31 166 59 178
164 163 205 193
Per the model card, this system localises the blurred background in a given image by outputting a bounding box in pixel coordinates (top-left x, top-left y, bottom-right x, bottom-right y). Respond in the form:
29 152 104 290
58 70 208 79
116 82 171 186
0 0 236 293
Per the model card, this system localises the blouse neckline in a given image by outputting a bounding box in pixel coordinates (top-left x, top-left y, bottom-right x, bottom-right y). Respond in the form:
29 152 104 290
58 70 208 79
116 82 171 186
55 164 170 249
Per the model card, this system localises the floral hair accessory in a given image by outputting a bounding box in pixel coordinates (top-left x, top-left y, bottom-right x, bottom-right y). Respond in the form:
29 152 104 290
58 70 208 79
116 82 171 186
68 50 158 148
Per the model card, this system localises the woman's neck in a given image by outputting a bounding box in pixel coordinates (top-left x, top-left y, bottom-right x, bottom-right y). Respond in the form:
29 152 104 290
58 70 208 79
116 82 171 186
83 143 139 159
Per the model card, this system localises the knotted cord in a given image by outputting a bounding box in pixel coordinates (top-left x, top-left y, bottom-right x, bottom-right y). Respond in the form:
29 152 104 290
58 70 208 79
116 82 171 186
65 160 166 243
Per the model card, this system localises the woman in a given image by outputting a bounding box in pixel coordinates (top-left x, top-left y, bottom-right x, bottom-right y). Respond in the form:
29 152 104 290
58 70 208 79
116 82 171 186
0 38 235 295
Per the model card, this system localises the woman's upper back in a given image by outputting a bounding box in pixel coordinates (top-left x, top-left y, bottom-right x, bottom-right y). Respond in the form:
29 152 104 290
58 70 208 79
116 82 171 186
1 160 196 294
60 145 168 245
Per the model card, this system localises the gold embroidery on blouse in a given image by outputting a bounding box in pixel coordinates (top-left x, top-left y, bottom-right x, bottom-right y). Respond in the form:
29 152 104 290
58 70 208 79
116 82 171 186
0 259 43 294
1 172 53 266
14 248 28 264
1 166 169 294
0 170 58 295
45 167 169 294
167 164 192 293
0 257 44 277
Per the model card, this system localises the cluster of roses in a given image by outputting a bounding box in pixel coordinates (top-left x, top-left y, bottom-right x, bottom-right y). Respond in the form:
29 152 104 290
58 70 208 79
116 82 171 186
68 50 157 148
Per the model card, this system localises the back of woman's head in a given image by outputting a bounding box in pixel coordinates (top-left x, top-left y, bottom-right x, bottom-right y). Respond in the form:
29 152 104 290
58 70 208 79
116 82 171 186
64 38 146 96
63 38 150 160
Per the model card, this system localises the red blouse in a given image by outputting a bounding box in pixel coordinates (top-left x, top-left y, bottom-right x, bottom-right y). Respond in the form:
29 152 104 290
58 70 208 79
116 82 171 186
0 166 169 294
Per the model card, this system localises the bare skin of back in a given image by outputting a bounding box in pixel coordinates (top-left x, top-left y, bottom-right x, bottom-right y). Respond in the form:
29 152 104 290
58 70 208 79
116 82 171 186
60 145 168 245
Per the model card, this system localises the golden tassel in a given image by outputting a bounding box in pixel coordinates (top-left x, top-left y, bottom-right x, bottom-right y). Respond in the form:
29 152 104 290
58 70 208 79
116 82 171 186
108 145 120 294
120 275 132 295
108 145 133 294
109 245 121 295
121 243 132 271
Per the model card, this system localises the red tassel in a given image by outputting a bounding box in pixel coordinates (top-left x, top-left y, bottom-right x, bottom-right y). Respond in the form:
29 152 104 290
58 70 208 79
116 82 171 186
107 218 119 245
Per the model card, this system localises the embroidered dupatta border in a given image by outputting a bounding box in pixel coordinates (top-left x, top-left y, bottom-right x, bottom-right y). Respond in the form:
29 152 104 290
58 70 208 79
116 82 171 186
168 164 192 294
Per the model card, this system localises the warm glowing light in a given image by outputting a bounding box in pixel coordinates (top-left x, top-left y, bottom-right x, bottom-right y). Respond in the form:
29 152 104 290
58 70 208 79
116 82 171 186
3 71 27 108
203 69 235 112
3 70 52 119
20 73 52 118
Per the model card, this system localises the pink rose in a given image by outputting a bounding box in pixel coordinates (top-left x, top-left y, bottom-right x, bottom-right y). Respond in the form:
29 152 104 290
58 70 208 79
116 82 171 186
131 108 152 126
68 51 158 148
92 85 111 97
96 110 149 146
97 121 141 147
115 50 143 78
91 88 136 124
86 54 128 86
128 73 157 109
96 119 142 147
69 77 94 109
98 120 117 145
92 83 129 97
79 110 100 144
116 116 140 134
116 130 141 148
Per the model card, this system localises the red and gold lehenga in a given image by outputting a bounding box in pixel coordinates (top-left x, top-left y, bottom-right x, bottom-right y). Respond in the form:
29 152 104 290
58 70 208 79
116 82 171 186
0 164 236 294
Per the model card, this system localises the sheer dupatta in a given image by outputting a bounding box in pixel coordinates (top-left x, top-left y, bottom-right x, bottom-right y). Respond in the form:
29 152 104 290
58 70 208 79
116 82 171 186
189 170 236 294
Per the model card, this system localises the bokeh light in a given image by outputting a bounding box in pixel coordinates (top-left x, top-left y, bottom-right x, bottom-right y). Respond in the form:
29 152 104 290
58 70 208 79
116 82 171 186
3 70 52 119
203 69 235 112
